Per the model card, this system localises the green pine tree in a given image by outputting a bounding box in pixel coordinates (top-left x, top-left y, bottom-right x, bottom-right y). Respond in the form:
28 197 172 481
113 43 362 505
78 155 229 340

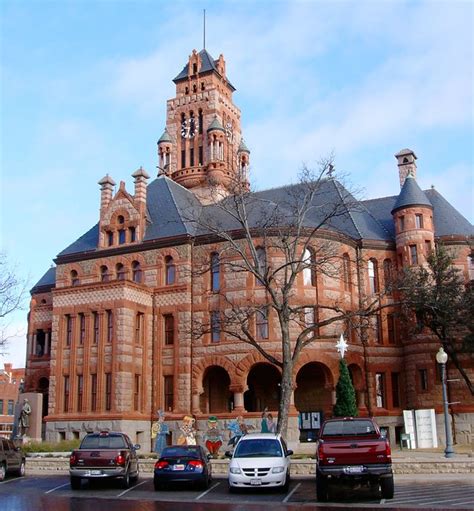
333 358 358 417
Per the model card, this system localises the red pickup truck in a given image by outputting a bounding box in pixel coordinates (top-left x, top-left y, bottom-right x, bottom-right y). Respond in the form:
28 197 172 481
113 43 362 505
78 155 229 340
69 431 140 489
316 417 394 502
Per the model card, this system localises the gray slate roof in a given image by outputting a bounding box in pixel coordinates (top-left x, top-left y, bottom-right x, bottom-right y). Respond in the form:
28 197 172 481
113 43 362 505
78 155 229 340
31 266 56 293
34 176 473 291
173 49 235 90
391 175 432 213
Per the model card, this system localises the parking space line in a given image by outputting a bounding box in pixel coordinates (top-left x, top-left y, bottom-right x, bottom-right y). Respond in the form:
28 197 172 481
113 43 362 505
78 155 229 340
195 482 220 500
282 482 301 503
45 483 70 494
0 478 23 485
117 479 148 497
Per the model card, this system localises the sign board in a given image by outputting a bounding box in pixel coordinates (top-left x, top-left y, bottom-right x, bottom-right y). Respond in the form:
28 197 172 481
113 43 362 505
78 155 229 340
415 409 438 448
299 411 322 431
403 408 438 449
402 410 417 449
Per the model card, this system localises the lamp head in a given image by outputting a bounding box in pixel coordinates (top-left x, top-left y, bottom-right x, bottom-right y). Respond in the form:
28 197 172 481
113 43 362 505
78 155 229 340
436 346 448 364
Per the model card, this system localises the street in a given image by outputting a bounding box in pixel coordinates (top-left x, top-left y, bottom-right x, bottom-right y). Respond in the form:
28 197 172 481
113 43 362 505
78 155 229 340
1 473 473 510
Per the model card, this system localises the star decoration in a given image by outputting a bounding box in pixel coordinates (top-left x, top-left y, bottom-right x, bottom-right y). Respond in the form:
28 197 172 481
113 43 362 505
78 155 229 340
335 333 348 359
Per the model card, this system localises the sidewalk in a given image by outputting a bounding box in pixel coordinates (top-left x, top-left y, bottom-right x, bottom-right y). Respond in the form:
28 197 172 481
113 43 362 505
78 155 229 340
25 448 474 475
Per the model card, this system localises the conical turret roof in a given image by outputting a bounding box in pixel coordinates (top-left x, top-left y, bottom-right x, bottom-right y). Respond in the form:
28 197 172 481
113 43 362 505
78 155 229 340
207 115 224 132
391 173 432 214
158 128 173 144
238 138 250 153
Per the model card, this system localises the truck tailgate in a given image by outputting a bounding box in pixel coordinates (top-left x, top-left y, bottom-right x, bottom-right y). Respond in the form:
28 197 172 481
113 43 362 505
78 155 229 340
320 438 390 465
73 449 121 467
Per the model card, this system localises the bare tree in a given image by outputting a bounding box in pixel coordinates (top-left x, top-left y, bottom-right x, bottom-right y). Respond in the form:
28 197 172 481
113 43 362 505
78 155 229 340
186 158 382 437
0 253 28 354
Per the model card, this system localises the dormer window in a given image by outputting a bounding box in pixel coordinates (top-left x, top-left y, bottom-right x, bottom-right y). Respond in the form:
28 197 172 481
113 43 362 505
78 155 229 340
107 231 114 246
118 215 125 225
101 265 110 282
116 263 126 281
192 62 197 74
71 270 79 286
129 226 136 242
165 256 176 285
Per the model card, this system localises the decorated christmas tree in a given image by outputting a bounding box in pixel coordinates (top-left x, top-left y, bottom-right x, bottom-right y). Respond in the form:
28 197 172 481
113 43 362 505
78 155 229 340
333 357 358 417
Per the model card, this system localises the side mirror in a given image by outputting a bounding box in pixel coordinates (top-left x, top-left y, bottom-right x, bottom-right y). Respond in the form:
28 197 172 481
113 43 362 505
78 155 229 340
287 449 294 457
207 454 212 461
224 450 233 458
134 444 141 450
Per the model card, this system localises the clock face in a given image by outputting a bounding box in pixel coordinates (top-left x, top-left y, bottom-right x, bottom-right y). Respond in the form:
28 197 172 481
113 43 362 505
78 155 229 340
181 118 197 139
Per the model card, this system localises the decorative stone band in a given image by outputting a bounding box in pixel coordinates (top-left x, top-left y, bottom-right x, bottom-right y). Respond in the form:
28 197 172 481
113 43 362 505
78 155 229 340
53 286 153 308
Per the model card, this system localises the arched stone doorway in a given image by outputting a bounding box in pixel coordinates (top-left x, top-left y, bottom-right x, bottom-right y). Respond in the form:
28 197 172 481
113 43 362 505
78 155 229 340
38 377 49 418
200 366 232 413
294 362 333 413
244 363 281 412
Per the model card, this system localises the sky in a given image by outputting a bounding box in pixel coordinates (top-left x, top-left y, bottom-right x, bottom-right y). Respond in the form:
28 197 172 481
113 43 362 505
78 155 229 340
1 0 473 369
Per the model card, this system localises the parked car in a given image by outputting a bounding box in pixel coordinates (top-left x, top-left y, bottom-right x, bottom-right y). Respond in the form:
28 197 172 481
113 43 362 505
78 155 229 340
154 445 212 490
0 438 25 481
226 433 293 492
69 431 140 489
316 417 394 502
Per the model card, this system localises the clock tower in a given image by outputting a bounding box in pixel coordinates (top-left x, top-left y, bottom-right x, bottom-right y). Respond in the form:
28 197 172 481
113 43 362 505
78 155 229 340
157 49 250 203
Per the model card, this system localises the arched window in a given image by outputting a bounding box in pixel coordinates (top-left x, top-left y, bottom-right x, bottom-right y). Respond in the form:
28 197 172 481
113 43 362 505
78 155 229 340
107 231 114 246
383 259 393 292
117 215 125 225
211 253 220 292
129 226 136 242
343 253 351 291
70 270 79 286
303 248 316 286
165 256 176 285
132 261 142 283
118 229 126 244
116 263 126 281
256 247 266 286
100 265 109 282
368 259 379 294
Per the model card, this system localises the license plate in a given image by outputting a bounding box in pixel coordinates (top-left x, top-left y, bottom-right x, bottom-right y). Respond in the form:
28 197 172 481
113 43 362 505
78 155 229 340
173 464 185 471
344 465 364 474
85 470 102 476
250 478 262 486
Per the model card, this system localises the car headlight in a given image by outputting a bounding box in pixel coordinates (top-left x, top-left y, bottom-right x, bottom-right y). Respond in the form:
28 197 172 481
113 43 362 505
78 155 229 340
229 467 241 474
272 466 285 474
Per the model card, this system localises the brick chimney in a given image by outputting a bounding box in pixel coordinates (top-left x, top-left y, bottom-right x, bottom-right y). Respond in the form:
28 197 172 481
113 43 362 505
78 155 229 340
395 148 417 188
132 167 150 210
98 174 116 213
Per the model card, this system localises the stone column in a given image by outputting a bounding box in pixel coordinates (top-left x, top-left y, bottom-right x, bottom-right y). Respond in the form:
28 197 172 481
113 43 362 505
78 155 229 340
192 393 201 415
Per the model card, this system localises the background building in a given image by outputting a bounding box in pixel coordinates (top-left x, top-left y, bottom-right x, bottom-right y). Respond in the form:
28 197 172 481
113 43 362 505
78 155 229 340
24 48 474 450
0 364 25 438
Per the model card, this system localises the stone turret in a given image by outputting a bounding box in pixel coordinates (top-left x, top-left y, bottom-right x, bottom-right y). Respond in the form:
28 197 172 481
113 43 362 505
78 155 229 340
98 174 116 213
391 171 434 267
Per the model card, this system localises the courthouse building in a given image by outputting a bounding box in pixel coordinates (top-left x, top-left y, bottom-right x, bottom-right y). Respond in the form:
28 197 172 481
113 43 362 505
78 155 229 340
24 48 474 448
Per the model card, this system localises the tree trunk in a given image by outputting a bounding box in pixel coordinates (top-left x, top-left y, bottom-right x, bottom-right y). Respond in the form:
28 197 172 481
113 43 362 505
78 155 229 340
277 359 293 438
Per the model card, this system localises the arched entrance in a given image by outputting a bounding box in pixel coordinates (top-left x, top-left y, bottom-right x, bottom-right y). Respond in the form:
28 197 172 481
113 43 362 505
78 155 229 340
294 362 333 412
200 366 232 413
244 363 281 412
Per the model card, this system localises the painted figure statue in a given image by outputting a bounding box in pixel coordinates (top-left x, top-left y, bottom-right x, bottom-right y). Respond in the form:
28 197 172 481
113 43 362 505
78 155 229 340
177 415 197 446
151 410 170 456
227 415 252 447
204 416 223 458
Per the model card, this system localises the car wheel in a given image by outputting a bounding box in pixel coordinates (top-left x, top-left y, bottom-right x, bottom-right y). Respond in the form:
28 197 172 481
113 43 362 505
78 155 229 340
121 469 130 489
16 460 26 477
70 476 81 490
316 474 329 502
0 463 6 482
281 472 290 493
130 466 139 483
380 475 394 499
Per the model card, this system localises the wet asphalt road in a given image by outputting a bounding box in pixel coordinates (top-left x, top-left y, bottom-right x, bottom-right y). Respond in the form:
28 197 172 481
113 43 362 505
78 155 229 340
1 473 473 511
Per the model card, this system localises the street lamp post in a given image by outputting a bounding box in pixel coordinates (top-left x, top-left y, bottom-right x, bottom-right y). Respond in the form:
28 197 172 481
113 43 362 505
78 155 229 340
435 347 454 458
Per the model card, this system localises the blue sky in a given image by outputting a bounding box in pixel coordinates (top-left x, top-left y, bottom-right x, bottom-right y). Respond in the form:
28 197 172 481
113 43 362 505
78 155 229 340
1 0 473 368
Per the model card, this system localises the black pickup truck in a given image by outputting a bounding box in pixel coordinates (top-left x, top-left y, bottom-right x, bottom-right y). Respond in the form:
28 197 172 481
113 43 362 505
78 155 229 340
69 431 140 489
316 417 394 501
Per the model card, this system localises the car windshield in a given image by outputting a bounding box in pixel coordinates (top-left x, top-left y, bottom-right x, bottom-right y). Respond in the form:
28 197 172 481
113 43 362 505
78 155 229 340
161 446 201 459
322 420 377 437
80 434 128 449
234 439 283 458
